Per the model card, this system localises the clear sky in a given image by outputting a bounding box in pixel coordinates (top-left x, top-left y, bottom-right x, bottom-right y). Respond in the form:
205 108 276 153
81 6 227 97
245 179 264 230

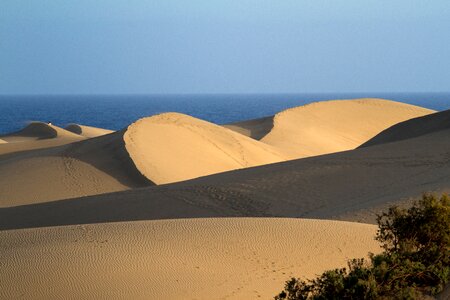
1 1 450 94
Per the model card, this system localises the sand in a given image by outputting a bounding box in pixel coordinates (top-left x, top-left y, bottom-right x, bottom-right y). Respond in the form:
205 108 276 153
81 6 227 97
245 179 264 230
0 99 447 300
125 99 434 184
227 99 434 158
3 125 448 230
0 99 436 206
0 121 83 142
0 218 380 300
261 98 434 157
124 113 287 184
0 130 149 207
65 123 114 138
224 116 273 140
0 122 85 155
0 138 6 144
360 109 450 147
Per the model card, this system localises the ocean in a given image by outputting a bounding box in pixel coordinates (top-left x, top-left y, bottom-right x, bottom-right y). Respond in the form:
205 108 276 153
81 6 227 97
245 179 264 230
0 93 449 135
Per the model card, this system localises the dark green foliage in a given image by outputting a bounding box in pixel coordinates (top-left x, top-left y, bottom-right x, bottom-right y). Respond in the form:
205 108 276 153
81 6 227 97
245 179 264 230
275 194 450 300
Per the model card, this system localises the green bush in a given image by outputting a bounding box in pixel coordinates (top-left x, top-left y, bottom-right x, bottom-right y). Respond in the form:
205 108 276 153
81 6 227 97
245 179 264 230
275 194 450 300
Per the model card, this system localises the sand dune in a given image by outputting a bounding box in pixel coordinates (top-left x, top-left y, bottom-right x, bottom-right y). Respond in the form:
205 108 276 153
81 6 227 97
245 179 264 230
0 99 446 299
1 121 82 142
0 111 283 205
124 113 287 184
0 218 380 300
0 100 440 213
65 123 114 138
0 99 432 200
0 130 150 207
2 124 448 230
0 138 6 144
227 99 433 158
125 99 433 184
360 109 450 147
0 122 85 155
261 98 434 157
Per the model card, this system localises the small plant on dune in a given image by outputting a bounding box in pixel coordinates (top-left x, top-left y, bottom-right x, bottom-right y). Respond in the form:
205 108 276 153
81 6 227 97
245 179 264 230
275 193 450 300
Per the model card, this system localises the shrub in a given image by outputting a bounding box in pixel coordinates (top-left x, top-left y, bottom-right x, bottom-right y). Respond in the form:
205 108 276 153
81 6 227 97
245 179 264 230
275 194 450 300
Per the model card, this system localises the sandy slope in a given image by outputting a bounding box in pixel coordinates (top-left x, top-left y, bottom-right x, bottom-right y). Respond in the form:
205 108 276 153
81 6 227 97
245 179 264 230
124 113 287 184
224 116 273 139
0 122 85 155
0 100 438 208
124 99 432 185
3 125 448 230
0 111 284 205
0 138 6 144
227 99 433 158
65 123 114 138
262 98 434 157
0 218 380 300
0 100 445 300
360 109 450 147
0 130 150 207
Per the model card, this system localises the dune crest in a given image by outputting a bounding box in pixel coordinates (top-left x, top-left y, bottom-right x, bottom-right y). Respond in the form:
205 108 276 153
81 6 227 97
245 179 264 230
1 122 81 142
124 112 287 184
0 122 85 155
360 109 450 147
0 218 380 300
227 99 434 158
4 117 448 229
65 123 114 138
0 99 438 206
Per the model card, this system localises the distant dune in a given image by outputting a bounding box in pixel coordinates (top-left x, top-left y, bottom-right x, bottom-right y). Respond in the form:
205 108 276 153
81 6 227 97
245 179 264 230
360 109 450 147
0 99 444 218
0 129 149 207
65 123 114 138
0 122 85 155
1 121 81 142
124 112 287 184
227 99 434 158
0 99 434 199
0 218 380 300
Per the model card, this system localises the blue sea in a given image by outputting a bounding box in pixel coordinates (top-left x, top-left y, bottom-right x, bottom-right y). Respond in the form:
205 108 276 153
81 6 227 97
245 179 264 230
0 93 449 135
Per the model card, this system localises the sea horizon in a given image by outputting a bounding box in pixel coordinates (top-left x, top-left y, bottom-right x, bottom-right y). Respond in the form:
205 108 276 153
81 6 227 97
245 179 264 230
0 92 448 134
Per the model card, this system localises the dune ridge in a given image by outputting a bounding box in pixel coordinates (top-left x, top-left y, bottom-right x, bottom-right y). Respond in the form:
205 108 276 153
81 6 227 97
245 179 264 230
124 99 433 184
0 99 448 300
65 123 114 138
1 121 82 141
2 124 448 230
124 112 287 184
258 98 434 158
0 218 380 300
0 99 442 210
360 109 450 147
0 122 85 155
0 99 433 187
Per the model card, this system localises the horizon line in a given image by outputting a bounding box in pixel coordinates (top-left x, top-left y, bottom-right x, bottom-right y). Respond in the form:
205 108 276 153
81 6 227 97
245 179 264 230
1 91 450 97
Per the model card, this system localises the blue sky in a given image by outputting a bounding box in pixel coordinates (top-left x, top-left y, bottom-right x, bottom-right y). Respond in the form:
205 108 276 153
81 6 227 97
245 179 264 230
1 1 449 94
